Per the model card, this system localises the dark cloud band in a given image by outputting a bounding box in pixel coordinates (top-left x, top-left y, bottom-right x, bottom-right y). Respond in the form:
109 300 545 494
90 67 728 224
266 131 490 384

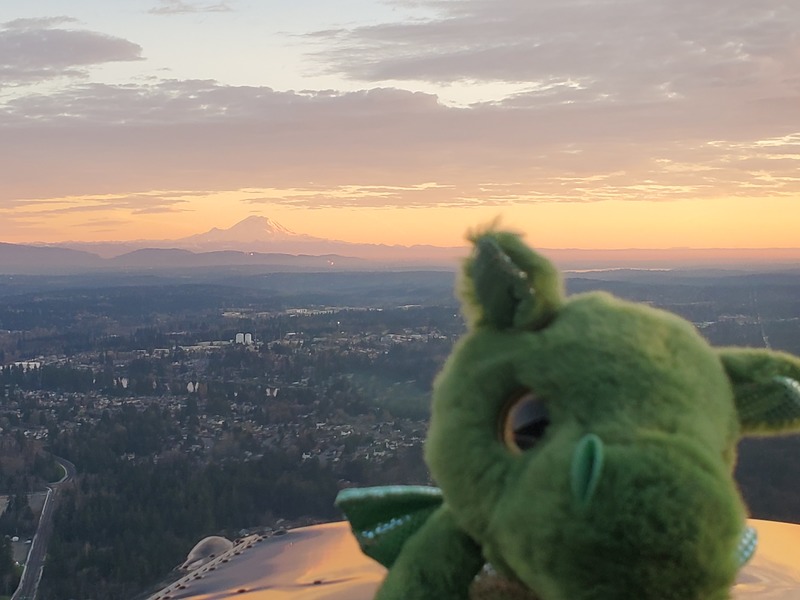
0 20 142 84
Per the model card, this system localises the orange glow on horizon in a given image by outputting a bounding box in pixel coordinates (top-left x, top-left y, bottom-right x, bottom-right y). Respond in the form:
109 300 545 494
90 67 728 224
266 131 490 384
3 192 800 251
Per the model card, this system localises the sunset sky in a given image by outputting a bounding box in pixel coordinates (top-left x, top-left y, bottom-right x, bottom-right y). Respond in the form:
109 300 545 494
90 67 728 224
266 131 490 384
2 0 799 249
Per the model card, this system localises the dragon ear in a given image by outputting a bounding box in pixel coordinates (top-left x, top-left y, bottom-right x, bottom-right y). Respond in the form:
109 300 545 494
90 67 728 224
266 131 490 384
718 348 800 436
459 229 564 331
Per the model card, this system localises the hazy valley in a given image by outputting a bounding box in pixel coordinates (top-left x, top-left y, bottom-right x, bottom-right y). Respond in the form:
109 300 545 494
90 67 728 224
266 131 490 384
0 253 799 598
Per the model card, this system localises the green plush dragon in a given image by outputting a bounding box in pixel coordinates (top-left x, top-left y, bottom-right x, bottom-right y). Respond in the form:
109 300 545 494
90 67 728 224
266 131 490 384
337 229 800 600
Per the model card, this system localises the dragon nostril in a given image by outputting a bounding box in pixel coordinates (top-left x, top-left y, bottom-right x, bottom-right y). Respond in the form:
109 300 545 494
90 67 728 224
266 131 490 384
570 434 605 510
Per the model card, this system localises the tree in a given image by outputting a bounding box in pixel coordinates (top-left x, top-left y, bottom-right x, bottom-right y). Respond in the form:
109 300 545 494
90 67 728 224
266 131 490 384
0 536 19 595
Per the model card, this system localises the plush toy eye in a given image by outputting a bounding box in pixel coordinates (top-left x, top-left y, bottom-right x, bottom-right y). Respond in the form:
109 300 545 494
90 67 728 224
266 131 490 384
501 392 550 452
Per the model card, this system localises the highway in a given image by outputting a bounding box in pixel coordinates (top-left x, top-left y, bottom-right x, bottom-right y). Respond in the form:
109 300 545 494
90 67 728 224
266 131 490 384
11 456 76 600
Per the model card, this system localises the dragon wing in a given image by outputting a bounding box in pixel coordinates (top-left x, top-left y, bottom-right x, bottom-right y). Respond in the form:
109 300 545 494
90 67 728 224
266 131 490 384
335 485 444 568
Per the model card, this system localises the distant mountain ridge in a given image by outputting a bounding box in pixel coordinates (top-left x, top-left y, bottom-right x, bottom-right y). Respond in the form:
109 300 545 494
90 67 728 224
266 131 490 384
45 216 467 262
0 242 104 271
4 217 800 274
0 243 367 275
108 248 365 269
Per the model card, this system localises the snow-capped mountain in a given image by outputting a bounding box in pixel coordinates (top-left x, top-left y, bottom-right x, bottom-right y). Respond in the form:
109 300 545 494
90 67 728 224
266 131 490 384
179 216 303 245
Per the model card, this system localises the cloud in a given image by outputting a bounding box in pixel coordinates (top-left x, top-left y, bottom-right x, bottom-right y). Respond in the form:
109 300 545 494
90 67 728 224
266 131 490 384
309 0 800 106
238 183 457 209
1 71 798 210
3 16 78 30
149 0 234 15
0 82 471 204
1 192 197 221
0 19 143 85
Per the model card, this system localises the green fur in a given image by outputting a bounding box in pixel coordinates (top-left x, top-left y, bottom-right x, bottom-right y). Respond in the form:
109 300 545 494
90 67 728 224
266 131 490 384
338 229 800 600
374 506 484 600
719 348 800 434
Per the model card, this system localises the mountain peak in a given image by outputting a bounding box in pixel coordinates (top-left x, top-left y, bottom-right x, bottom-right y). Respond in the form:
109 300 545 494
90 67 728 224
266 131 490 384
181 216 299 245
228 216 295 237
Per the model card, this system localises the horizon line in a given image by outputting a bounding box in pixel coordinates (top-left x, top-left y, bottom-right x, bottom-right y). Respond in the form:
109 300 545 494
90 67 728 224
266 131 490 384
5 239 800 253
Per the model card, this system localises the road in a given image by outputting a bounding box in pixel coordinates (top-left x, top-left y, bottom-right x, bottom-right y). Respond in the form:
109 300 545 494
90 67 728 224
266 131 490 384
752 289 772 350
11 456 76 600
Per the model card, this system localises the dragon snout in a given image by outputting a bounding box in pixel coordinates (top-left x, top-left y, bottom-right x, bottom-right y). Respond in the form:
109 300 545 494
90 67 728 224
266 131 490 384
556 438 743 599
485 433 747 600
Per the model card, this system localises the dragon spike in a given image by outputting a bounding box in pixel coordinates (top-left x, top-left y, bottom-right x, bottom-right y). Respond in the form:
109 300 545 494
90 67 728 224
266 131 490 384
460 229 564 331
